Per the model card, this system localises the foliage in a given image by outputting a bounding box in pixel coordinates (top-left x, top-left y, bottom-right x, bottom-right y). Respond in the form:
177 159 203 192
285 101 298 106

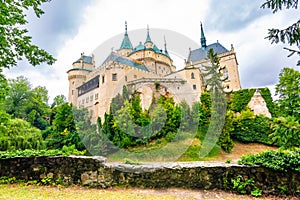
4 76 50 130
0 148 85 159
51 95 67 108
199 49 227 157
122 158 142 165
0 118 45 151
229 89 255 112
270 116 300 150
0 0 56 68
0 70 8 109
275 68 300 120
197 92 211 139
231 113 273 145
44 104 85 151
102 87 182 149
0 177 19 184
261 0 300 65
218 111 234 153
230 175 262 197
238 149 300 172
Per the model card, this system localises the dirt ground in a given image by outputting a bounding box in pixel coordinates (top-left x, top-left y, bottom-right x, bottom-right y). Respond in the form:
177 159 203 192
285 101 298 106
206 142 278 162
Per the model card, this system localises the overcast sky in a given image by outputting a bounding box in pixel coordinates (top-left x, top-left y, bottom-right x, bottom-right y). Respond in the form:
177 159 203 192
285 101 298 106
3 0 299 103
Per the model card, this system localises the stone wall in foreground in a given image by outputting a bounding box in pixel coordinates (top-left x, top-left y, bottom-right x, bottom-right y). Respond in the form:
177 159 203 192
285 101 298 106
0 156 299 195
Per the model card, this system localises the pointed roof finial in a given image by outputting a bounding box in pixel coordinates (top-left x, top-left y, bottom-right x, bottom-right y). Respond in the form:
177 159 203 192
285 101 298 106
145 24 152 44
125 21 128 35
120 21 133 49
164 35 167 51
164 35 170 57
200 21 207 49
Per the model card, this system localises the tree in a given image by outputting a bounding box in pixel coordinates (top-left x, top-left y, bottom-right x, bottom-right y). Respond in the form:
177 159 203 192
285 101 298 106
270 116 300 150
5 76 32 118
0 118 45 151
261 0 300 65
275 67 300 119
51 95 66 108
5 76 50 129
0 0 56 68
0 70 8 110
199 49 227 156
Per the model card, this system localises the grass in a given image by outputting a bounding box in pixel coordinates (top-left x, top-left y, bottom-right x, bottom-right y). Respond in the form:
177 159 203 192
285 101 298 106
107 130 277 163
0 184 190 200
1 184 292 200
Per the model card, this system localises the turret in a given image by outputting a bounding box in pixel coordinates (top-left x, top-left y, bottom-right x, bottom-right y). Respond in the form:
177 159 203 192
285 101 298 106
67 53 94 106
118 21 133 56
144 25 153 48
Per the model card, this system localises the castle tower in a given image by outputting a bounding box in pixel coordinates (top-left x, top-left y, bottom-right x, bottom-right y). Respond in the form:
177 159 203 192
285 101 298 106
118 21 133 56
67 53 94 106
186 22 241 91
144 25 153 48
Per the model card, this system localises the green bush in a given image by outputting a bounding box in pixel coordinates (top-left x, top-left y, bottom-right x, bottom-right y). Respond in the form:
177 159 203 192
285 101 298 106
0 118 45 151
0 148 86 159
230 115 273 145
238 149 300 172
270 116 300 150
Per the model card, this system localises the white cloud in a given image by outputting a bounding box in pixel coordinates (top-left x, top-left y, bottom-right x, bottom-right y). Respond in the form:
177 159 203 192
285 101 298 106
3 0 299 102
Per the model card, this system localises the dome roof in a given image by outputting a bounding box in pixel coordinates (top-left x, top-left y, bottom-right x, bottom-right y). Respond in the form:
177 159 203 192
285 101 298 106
132 42 145 52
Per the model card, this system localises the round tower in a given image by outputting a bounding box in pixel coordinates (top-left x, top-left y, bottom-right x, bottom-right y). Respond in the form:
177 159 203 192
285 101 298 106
67 53 94 106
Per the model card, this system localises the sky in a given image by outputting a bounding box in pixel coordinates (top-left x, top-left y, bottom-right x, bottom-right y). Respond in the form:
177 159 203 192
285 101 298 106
3 0 299 103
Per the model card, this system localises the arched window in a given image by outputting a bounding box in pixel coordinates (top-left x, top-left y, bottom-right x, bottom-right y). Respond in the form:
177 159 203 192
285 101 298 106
191 72 195 79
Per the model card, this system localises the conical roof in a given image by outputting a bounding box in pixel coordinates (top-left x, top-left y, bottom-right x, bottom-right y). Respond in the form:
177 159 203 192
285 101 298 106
120 21 133 49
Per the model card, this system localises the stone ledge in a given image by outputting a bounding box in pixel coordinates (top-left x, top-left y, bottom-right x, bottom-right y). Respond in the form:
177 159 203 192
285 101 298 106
0 156 299 195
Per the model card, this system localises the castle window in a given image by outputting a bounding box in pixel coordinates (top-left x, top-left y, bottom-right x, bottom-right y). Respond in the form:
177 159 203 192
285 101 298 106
224 69 229 79
125 76 127 82
191 72 195 79
102 75 105 84
95 93 99 100
82 99 84 104
112 73 117 81
193 84 196 90
134 75 137 79
72 81 75 86
90 95 93 102
226 85 230 89
86 98 89 103
72 90 74 95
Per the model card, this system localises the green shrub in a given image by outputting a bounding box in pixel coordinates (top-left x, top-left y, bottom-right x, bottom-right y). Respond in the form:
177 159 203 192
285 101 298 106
0 149 86 159
230 175 262 197
231 115 273 145
270 116 300 150
238 149 300 172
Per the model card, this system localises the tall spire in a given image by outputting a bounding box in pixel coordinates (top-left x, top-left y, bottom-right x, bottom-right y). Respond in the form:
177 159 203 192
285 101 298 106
145 24 152 44
200 22 207 49
164 35 170 57
120 21 133 49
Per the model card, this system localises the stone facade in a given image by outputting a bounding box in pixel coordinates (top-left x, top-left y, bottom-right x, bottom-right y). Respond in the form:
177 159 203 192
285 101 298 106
67 23 242 122
0 156 299 195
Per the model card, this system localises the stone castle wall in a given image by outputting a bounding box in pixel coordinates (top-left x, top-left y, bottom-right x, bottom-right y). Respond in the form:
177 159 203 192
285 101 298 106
0 156 299 195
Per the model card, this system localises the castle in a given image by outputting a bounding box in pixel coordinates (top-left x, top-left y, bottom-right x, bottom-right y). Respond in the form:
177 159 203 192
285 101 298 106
67 22 241 122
